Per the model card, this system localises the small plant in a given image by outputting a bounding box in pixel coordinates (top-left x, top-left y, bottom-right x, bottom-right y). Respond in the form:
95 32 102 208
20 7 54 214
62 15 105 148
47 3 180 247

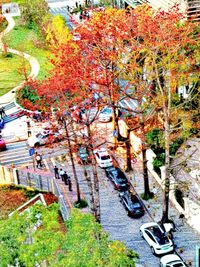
74 199 88 209
141 192 154 201
169 137 184 156
153 153 165 176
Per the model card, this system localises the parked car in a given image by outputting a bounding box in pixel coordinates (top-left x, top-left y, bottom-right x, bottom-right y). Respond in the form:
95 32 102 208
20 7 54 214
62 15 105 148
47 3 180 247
105 166 130 191
98 107 113 122
119 191 145 217
140 222 174 255
77 146 91 164
160 254 187 267
93 147 113 168
0 138 6 150
27 131 63 148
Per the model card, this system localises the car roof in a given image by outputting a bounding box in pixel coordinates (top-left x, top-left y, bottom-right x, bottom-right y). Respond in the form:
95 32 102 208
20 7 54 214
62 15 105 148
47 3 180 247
160 254 183 264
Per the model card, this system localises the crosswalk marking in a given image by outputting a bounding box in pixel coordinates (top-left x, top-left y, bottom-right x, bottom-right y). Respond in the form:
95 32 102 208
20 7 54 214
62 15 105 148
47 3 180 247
0 141 32 166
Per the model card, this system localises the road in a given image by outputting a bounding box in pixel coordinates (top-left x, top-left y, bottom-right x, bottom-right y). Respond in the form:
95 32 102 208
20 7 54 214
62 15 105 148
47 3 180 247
0 141 32 167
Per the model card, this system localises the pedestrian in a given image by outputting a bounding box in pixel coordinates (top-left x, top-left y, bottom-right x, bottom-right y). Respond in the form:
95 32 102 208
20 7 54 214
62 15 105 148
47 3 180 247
59 168 65 181
68 176 72 191
63 171 69 185
0 107 6 119
1 107 6 117
54 165 59 179
152 185 157 200
79 14 83 22
35 152 42 168
26 118 32 137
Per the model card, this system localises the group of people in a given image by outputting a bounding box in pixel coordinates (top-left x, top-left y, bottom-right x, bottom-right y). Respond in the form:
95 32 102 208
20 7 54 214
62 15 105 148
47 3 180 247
54 166 72 191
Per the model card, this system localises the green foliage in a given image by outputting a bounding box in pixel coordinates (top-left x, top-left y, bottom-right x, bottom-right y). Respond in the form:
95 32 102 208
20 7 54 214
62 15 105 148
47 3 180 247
2 52 13 58
153 153 165 175
146 128 164 152
19 84 40 103
74 199 88 209
140 192 154 200
0 207 137 266
20 0 49 29
169 138 184 156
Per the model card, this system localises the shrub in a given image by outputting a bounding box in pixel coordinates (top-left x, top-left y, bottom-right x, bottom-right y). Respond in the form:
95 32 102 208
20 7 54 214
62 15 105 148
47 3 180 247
146 128 164 151
169 137 184 156
74 199 88 209
153 153 165 176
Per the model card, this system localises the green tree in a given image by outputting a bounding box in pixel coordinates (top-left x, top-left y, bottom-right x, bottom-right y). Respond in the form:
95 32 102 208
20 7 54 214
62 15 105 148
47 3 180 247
20 0 49 29
0 205 138 266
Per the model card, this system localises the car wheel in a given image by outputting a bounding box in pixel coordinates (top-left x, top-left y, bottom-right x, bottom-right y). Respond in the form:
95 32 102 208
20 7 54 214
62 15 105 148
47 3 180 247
140 230 144 239
150 246 156 255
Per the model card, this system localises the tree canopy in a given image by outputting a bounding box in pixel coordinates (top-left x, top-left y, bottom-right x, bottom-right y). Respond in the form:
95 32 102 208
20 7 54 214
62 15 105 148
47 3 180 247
0 205 138 266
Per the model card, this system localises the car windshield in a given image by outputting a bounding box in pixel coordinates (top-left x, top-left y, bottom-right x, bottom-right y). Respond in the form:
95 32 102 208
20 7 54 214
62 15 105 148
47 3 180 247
166 262 185 267
101 155 110 160
102 108 111 114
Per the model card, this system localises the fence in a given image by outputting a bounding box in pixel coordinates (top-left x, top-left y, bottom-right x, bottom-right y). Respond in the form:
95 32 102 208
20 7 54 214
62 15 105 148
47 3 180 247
0 166 69 221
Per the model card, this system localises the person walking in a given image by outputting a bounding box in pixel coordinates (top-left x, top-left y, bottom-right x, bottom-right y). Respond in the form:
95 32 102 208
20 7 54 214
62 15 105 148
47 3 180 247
0 107 5 119
63 171 69 185
68 176 72 191
54 166 59 179
59 168 65 181
35 152 42 168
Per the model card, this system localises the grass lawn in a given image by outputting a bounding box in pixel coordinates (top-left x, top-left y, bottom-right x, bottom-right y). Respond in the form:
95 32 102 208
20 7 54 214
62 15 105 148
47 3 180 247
3 17 53 81
0 53 30 96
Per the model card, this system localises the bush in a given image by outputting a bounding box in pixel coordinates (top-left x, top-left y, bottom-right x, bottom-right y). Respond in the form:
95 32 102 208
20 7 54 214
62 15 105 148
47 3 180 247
146 128 164 151
141 192 154 200
153 153 165 175
169 137 184 156
174 188 184 208
74 199 88 209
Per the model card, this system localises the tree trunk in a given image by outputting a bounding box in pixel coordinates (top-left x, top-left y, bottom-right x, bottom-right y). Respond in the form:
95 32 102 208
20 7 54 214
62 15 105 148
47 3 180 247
86 124 101 222
140 122 151 197
64 120 81 202
125 129 132 172
161 109 171 223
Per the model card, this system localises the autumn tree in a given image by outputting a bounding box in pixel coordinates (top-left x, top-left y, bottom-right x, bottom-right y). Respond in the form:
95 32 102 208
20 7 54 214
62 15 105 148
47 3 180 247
125 5 200 222
45 15 72 49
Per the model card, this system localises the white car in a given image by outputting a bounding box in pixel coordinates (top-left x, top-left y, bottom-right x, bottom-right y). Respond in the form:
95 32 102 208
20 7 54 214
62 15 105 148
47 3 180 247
93 147 113 168
140 222 174 255
27 131 63 148
98 107 113 122
160 254 187 267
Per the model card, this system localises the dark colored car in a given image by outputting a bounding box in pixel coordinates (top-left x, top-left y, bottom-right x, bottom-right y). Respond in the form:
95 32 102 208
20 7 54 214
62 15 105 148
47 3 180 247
105 166 130 191
119 191 145 217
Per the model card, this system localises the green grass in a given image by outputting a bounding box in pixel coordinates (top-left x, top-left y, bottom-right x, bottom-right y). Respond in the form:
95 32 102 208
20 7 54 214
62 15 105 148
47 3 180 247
3 18 53 80
0 53 30 96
